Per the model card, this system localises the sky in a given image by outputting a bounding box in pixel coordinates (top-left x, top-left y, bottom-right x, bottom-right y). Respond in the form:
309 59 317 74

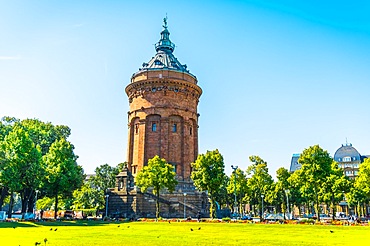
1 0 370 177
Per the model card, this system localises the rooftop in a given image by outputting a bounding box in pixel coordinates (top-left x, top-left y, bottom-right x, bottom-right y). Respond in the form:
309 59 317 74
134 17 193 77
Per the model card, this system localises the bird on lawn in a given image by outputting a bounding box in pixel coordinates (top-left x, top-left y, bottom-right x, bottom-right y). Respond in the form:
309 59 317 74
168 221 171 224
330 230 334 233
50 228 53 231
117 225 120 228
13 226 16 229
198 227 201 230
54 228 57 231
35 242 41 246
190 228 193 231
127 226 130 228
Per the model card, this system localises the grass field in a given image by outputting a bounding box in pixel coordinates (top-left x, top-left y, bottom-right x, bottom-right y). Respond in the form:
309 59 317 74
0 220 369 245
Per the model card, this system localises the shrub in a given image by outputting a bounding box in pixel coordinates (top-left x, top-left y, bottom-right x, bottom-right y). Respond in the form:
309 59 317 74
222 217 231 222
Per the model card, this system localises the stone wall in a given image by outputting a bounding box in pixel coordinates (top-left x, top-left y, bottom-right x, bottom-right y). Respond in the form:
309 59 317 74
107 168 209 219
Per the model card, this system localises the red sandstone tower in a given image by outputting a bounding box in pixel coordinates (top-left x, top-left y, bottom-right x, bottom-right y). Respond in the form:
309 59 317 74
125 18 202 181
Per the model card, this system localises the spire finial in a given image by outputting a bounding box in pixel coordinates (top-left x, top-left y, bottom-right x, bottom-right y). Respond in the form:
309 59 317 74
163 14 168 28
156 15 175 53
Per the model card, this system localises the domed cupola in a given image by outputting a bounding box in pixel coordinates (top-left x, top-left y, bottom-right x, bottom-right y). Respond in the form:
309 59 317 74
334 143 361 163
138 17 191 74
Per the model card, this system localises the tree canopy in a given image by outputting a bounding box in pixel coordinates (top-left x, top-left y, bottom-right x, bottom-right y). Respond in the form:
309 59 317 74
136 156 177 218
43 138 84 218
191 149 226 218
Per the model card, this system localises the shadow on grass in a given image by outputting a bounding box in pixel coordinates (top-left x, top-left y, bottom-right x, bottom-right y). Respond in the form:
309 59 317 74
0 220 128 228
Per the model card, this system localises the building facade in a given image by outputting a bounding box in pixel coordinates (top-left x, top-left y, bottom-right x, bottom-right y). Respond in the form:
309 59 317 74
107 19 208 218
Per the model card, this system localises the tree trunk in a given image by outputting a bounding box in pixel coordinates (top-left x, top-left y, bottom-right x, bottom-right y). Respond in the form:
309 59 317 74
21 192 27 219
27 192 35 213
7 191 14 219
315 195 320 221
54 188 59 219
209 198 215 219
155 187 160 219
0 187 9 210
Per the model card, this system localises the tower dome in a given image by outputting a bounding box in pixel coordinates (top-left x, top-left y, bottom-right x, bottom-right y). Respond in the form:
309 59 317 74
333 143 361 163
137 17 191 74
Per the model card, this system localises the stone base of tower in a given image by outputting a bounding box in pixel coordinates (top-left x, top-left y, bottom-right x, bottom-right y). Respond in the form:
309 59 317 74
107 168 209 219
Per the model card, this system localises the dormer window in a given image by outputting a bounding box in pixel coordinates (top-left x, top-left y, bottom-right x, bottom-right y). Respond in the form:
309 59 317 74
154 60 162 65
343 156 351 162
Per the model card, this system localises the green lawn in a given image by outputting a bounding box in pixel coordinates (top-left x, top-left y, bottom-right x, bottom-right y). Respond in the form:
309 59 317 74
0 220 369 245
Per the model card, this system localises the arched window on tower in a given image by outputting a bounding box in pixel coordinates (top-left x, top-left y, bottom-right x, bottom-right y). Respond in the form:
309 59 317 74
135 124 139 134
152 123 157 132
189 126 192 136
172 123 177 132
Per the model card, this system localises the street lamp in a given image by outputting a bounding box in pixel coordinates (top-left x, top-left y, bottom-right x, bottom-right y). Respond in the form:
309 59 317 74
284 189 290 219
184 193 187 219
105 194 109 217
231 165 238 218
261 194 264 220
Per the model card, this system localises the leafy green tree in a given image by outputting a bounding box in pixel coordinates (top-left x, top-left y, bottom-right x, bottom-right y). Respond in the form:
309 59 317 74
287 170 307 217
0 117 19 210
274 167 291 218
0 126 42 218
20 118 71 155
227 167 249 214
72 182 105 210
43 138 84 219
245 156 274 219
116 162 128 173
135 156 177 219
296 145 332 221
348 158 370 216
320 162 351 220
191 149 226 218
90 164 118 193
353 158 370 198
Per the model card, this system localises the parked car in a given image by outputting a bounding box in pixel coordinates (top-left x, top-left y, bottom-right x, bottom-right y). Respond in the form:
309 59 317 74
63 210 74 218
241 215 252 220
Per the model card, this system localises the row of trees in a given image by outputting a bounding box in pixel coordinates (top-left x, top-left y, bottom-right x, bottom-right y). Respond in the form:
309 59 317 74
0 117 84 218
2 117 370 221
190 146 370 220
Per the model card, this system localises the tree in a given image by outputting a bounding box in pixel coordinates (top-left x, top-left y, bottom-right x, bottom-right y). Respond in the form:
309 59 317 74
0 126 42 218
245 156 274 219
287 170 307 217
275 167 291 218
227 167 249 214
72 182 105 211
135 156 177 219
320 161 351 220
90 164 118 193
296 145 332 221
349 158 370 216
43 138 84 219
20 118 71 155
191 149 226 218
0 117 19 210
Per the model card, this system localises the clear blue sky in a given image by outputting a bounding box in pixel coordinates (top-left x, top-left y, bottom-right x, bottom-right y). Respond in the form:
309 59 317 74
1 0 370 177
